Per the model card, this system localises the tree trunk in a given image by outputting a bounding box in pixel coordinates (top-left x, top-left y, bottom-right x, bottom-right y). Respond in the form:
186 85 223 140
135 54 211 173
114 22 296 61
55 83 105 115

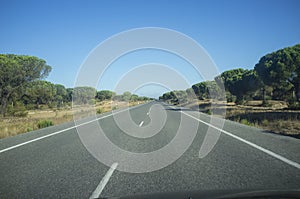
1 96 8 117
261 87 266 104
235 95 244 105
295 85 300 102
291 78 300 102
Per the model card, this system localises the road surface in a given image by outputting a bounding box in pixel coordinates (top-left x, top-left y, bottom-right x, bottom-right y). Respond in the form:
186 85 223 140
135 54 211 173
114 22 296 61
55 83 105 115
0 101 299 198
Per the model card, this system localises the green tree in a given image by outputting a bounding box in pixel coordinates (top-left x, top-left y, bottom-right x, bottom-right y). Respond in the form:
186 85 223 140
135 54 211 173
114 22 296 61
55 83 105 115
186 88 196 101
215 69 261 103
0 54 51 115
159 90 187 104
255 44 300 102
192 81 221 100
73 86 96 104
54 84 67 107
113 94 123 101
138 96 150 101
25 80 57 108
96 90 115 101
130 94 139 101
122 91 131 101
173 90 188 104
161 92 171 101
65 88 73 102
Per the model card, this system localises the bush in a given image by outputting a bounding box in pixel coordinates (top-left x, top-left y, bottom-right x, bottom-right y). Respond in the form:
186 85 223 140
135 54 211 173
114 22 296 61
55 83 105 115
112 106 117 110
240 119 254 126
261 100 272 107
37 120 53 129
25 104 36 110
206 109 212 115
7 102 28 117
96 108 103 114
48 102 57 109
226 92 236 103
288 100 300 110
261 119 269 126
26 127 33 132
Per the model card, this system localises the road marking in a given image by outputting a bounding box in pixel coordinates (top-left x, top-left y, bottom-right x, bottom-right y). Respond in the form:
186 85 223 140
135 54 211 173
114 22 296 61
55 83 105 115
182 111 300 170
147 106 152 115
0 102 152 154
89 162 118 199
139 121 144 127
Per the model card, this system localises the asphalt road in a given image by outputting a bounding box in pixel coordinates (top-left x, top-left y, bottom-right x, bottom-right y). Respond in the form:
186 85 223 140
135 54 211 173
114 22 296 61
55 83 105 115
0 101 299 198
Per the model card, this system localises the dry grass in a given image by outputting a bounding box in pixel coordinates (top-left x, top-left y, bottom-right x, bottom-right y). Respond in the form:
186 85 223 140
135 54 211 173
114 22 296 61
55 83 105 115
260 119 300 137
0 100 147 139
179 100 300 138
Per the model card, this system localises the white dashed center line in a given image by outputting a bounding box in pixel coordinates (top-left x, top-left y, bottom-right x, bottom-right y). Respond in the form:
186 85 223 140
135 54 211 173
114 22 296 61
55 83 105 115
140 107 150 126
139 121 144 127
89 162 118 199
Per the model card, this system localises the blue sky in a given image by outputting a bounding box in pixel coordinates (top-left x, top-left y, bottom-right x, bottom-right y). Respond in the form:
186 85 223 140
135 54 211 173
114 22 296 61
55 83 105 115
1 0 300 98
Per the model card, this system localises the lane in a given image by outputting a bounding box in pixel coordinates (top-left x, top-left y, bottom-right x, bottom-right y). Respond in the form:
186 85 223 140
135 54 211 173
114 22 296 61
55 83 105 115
0 102 155 198
90 162 118 199
180 109 300 165
182 111 300 169
99 102 180 153
100 105 300 197
0 102 150 153
0 101 299 198
0 127 105 198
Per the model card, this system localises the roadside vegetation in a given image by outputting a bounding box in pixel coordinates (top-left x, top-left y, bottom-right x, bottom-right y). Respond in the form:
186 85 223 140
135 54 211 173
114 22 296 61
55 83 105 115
1 44 299 139
0 54 151 139
159 44 300 138
0 99 147 139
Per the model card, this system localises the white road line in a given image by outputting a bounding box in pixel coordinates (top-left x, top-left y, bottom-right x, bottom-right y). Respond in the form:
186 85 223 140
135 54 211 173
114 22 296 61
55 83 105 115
146 106 152 115
89 162 118 199
181 111 300 170
0 102 151 154
139 121 144 127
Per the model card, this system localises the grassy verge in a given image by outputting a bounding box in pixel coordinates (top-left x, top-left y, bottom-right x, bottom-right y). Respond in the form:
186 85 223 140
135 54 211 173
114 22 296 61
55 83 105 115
0 100 147 139
178 100 300 138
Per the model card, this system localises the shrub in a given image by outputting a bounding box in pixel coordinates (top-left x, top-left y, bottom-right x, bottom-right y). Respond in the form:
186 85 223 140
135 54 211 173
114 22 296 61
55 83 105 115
226 92 236 103
262 100 272 107
261 119 269 126
206 109 212 115
240 119 254 126
26 127 33 132
37 120 53 129
97 108 103 114
288 101 300 110
112 106 117 110
7 102 28 117
25 104 36 110
48 102 56 109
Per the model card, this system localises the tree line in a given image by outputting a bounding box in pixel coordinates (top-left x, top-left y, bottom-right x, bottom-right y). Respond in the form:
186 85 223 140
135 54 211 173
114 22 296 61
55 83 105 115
159 44 300 108
0 54 150 117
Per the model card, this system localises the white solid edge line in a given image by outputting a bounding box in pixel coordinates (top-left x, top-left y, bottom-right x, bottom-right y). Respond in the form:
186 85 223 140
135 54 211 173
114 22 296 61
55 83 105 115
0 102 151 154
139 121 144 127
181 111 300 170
89 162 118 199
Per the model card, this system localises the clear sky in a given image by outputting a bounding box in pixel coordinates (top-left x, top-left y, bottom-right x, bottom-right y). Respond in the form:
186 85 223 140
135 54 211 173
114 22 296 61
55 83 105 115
1 0 300 98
